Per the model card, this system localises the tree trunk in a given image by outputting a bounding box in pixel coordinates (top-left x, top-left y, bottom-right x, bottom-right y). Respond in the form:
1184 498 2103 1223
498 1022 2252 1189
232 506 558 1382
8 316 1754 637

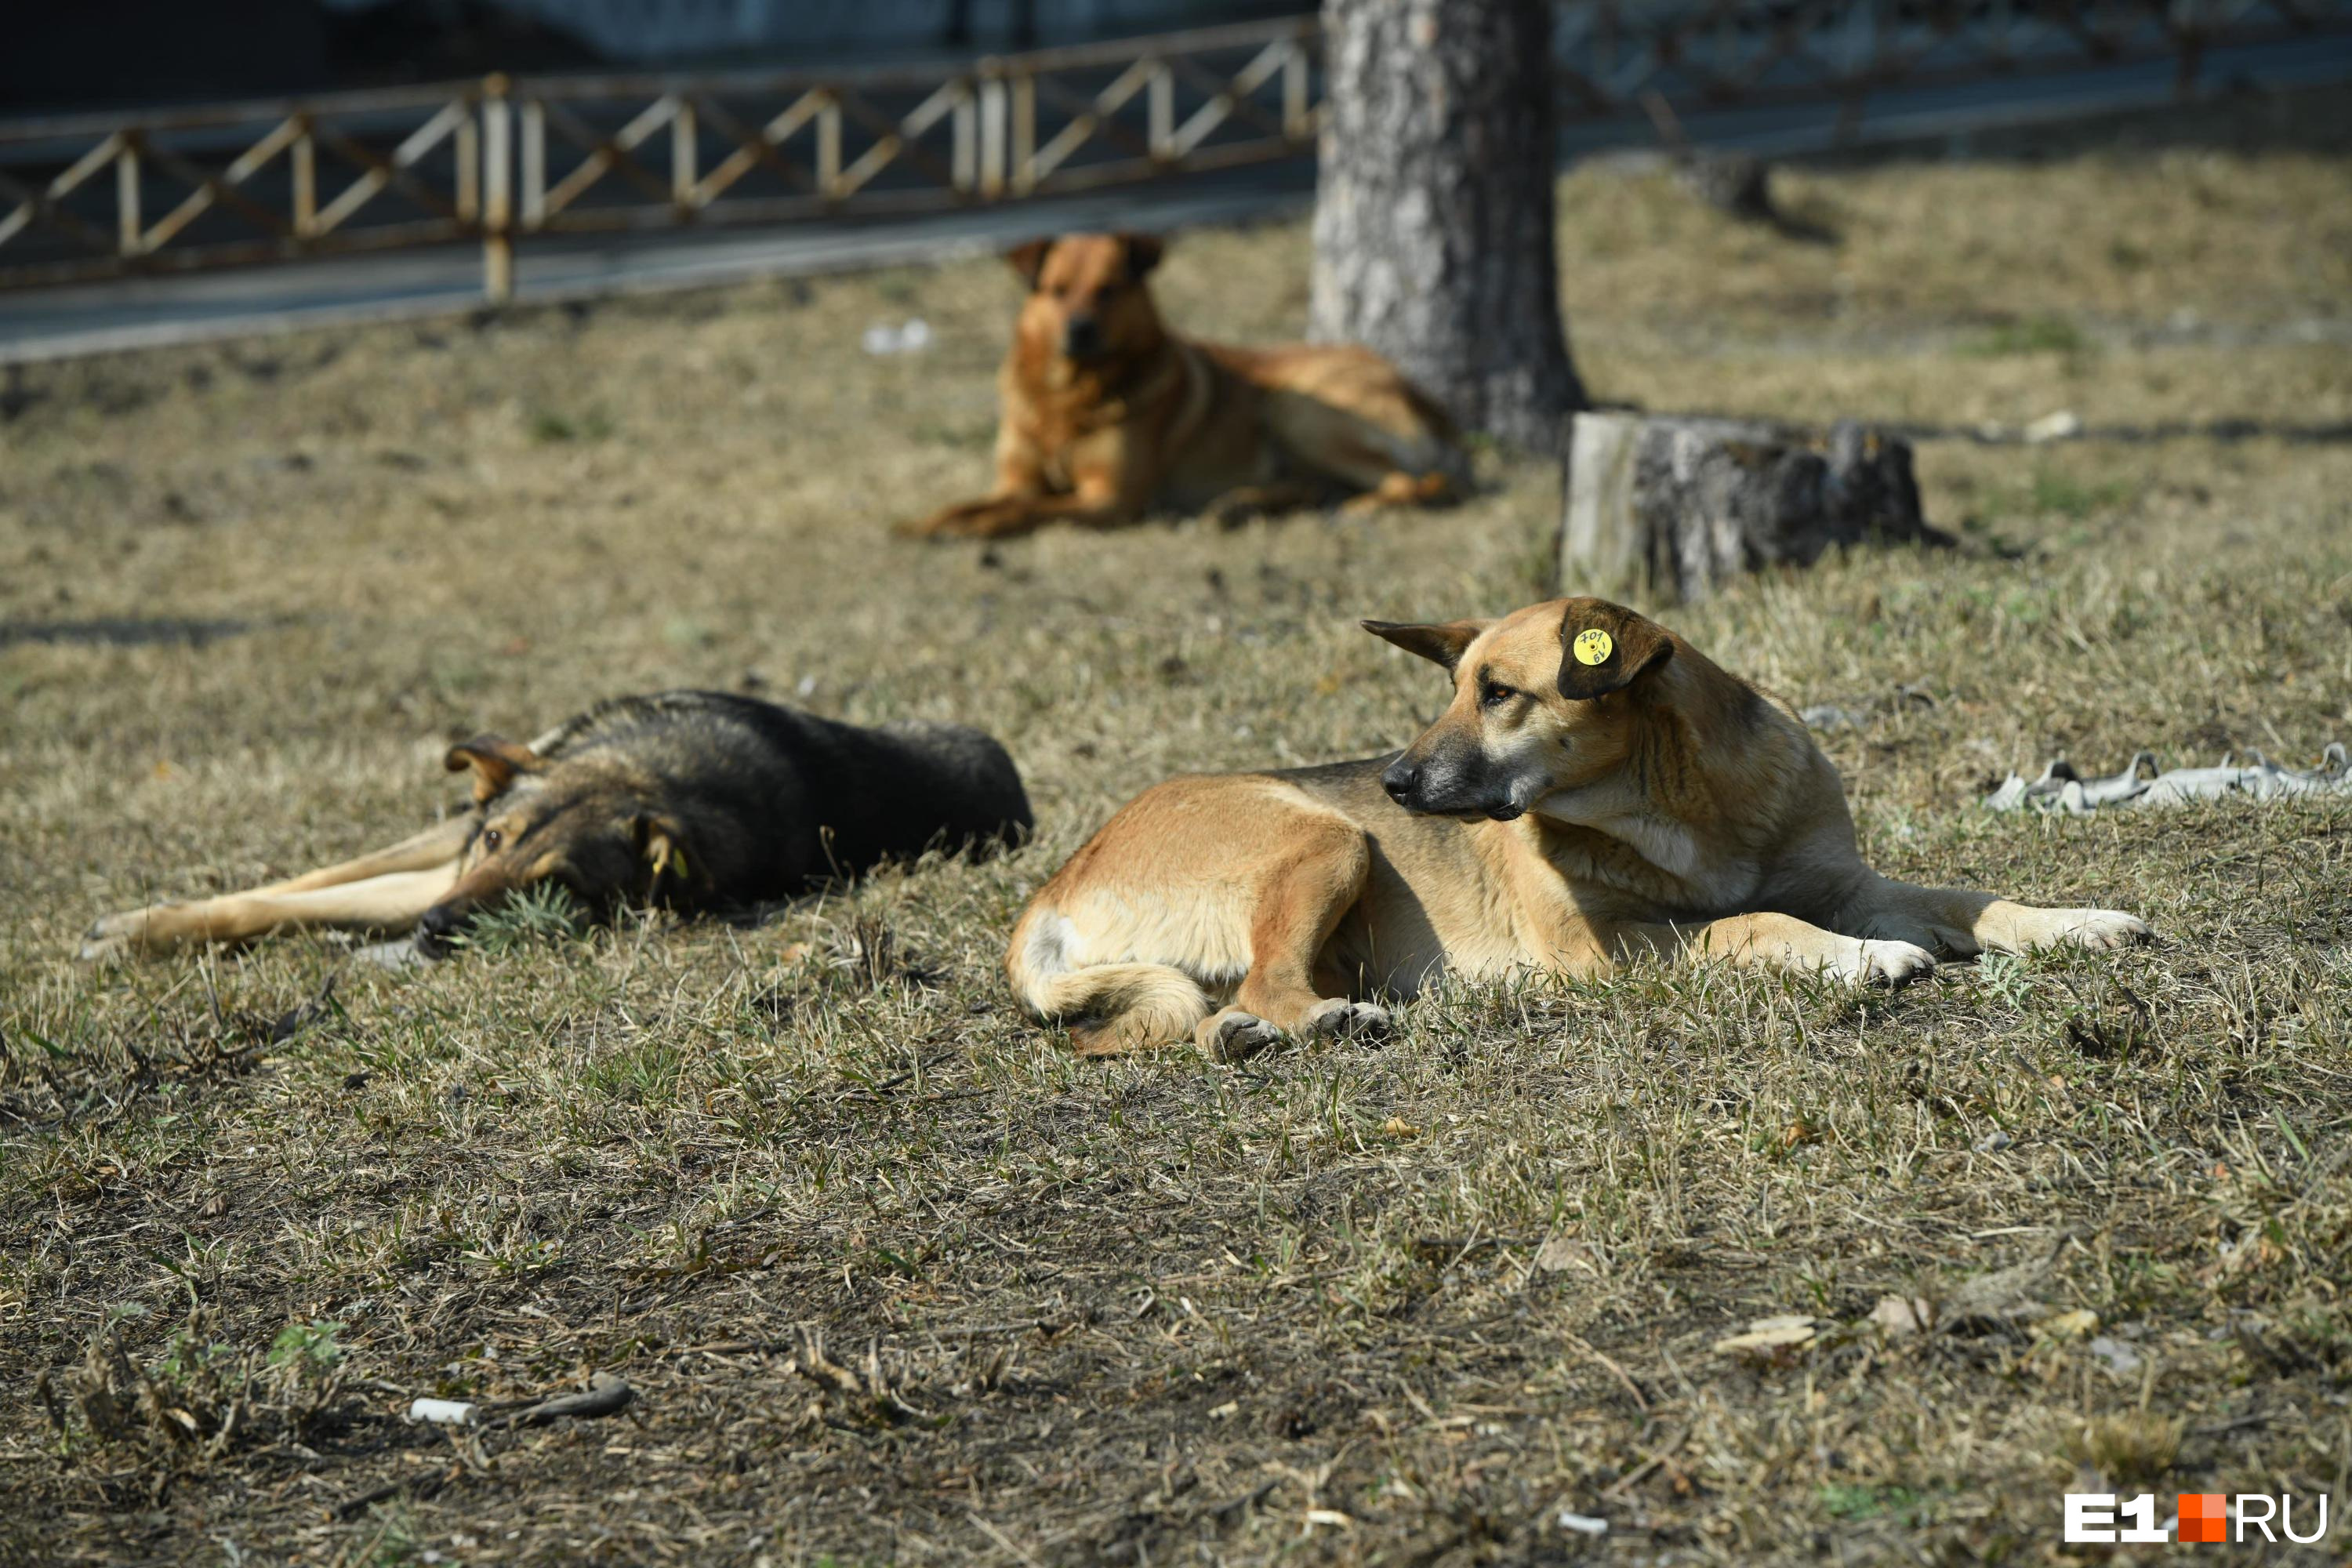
1308 0 1585 456
1559 412 1945 604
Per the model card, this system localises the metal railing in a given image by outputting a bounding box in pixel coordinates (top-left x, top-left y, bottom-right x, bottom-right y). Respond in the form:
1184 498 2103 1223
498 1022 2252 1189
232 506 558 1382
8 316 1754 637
0 81 492 291
2 1 2346 303
0 16 1319 300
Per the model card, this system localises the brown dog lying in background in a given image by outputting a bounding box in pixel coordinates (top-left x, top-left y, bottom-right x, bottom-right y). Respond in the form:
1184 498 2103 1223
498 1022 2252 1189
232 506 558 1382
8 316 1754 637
900 231 1465 539
1007 597 2151 1059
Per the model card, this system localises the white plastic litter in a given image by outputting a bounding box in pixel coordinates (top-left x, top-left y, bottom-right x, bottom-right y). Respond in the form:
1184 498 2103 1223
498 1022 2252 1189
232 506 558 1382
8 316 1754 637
2024 409 2082 444
1559 1511 1610 1536
407 1397 479 1426
1985 744 2351 813
862 318 933 356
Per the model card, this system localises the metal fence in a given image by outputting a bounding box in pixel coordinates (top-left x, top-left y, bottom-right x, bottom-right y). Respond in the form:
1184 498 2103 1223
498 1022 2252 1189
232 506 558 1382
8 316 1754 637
0 16 1317 300
2 0 2346 303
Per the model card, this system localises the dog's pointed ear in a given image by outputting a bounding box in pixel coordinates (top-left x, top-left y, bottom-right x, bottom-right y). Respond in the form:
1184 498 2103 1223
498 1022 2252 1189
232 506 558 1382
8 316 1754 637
1555 598 1675 701
1120 231 1164 279
633 812 699 895
1007 237 1054 289
1362 617 1490 675
444 735 544 804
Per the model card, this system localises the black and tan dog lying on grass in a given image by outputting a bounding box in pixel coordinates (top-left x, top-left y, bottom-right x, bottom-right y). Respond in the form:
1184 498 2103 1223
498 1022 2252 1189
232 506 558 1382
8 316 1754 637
81 691 1032 960
1008 597 2149 1059
899 231 1465 539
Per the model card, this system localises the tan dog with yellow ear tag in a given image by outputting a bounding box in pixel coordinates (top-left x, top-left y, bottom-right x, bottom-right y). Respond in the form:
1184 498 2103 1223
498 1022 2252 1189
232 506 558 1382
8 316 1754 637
1006 597 2149 1060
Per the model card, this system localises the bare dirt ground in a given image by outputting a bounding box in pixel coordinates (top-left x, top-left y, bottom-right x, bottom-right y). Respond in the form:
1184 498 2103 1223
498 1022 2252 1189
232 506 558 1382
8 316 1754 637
3 89 2350 1567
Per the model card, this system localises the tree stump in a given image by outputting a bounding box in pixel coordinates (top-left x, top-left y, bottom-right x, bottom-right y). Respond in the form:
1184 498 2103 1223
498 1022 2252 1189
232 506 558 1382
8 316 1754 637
1559 412 1944 603
1308 0 1585 456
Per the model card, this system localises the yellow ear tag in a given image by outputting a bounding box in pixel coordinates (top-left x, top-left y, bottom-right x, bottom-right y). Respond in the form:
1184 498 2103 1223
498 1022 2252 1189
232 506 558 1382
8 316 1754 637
1573 628 1614 666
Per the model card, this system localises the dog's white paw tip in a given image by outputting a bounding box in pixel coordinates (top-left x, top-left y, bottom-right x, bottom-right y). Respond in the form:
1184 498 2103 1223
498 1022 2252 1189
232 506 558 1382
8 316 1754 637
2071 913 2153 949
1858 940 1937 988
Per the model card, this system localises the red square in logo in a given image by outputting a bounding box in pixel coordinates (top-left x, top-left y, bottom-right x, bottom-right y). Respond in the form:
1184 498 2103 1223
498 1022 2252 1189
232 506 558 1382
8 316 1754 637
2178 1493 2227 1544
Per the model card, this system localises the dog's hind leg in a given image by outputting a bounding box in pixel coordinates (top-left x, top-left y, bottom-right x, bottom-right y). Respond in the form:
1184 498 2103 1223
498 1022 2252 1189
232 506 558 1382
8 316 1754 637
82 864 460 959
1338 469 1457 515
1196 815 1386 1062
1260 390 1463 512
1839 877 2151 957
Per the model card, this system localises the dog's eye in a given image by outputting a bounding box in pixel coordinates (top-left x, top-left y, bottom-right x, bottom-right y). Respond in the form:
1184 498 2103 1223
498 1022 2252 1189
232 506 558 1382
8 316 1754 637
1480 681 1517 710
481 828 503 851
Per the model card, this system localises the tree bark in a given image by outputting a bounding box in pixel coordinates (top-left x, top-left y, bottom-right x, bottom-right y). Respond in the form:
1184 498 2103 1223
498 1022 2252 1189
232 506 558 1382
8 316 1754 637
1308 0 1585 457
1559 413 1946 604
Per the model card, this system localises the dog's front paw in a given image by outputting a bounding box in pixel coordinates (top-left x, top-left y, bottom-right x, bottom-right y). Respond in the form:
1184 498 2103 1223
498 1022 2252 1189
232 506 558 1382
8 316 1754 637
78 908 157 961
1849 939 1938 989
1304 998 1392 1041
1198 1009 1284 1064
893 511 962 539
897 500 1024 540
78 931 132 963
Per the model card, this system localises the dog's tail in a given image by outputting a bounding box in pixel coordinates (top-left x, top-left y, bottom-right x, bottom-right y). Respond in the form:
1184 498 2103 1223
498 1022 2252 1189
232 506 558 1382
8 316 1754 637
1007 906 1212 1055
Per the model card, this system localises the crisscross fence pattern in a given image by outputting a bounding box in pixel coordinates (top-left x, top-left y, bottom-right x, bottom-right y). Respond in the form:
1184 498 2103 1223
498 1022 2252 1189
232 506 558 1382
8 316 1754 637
0 16 1318 300
2 1 2345 303
0 82 490 290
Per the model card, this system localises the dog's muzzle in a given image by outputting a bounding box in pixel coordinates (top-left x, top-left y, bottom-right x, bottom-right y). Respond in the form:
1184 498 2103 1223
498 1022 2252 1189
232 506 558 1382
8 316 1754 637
1062 317 1102 358
415 901 465 956
1383 754 1523 821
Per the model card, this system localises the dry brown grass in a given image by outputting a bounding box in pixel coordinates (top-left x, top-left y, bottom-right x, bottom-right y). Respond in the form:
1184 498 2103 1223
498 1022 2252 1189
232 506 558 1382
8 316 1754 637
2 89 2350 1566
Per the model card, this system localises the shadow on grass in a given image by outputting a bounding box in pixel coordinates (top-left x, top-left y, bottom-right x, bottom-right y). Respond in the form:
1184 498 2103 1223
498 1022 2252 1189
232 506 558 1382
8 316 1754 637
0 615 254 649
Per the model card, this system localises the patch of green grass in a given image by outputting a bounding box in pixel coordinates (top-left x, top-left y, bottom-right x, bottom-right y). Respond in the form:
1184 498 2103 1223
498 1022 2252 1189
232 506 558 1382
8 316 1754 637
452 882 589 956
267 1318 346 1374
1819 1483 1930 1523
2028 466 2128 518
1956 313 2090 358
525 405 614 442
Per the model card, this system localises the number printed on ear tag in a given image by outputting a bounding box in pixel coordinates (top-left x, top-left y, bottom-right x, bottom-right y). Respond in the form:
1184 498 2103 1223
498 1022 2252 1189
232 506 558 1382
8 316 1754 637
1573 628 1614 666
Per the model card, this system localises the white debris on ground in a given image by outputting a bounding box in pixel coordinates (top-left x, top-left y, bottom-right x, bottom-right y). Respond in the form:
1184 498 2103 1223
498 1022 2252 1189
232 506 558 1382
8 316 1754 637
862 318 933 355
407 1397 478 1426
2023 408 2082 443
1985 743 2351 812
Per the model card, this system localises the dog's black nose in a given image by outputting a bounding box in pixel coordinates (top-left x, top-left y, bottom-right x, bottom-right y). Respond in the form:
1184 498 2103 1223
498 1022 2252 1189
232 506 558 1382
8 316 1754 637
416 904 460 949
1062 317 1100 357
1381 759 1421 804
